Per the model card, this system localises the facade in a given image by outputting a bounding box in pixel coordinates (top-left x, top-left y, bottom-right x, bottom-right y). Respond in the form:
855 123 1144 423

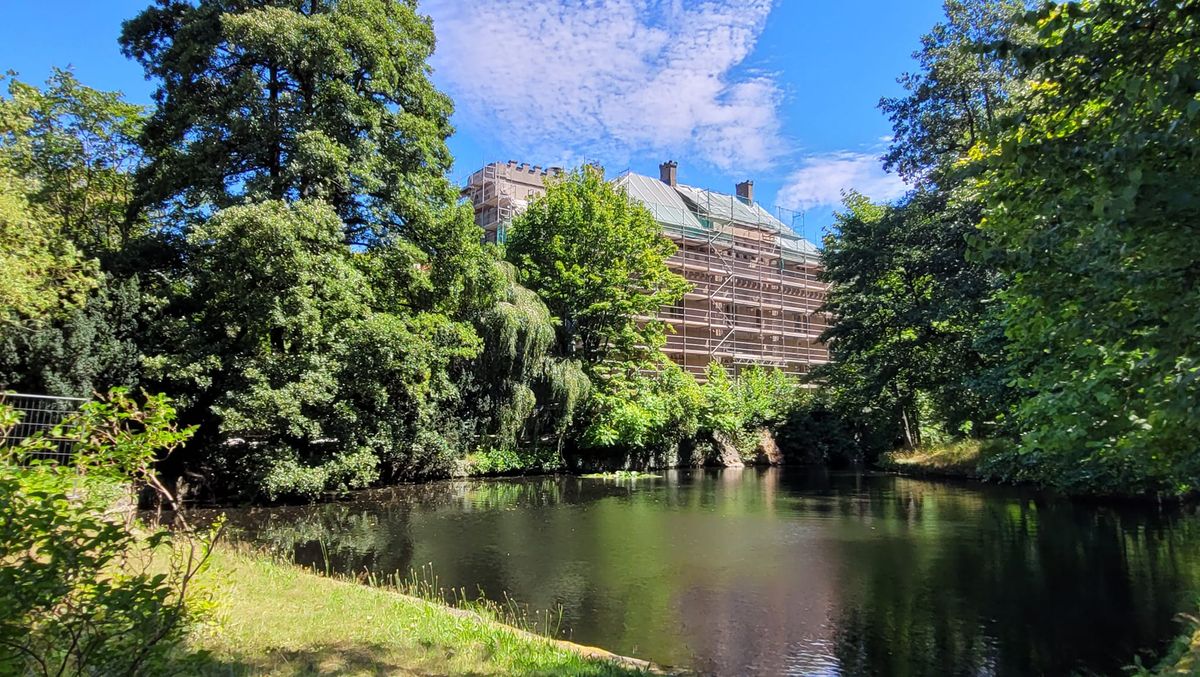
462 160 830 378
461 160 562 244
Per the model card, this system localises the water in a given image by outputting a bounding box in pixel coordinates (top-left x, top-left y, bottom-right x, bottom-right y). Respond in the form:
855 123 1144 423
211 468 1200 675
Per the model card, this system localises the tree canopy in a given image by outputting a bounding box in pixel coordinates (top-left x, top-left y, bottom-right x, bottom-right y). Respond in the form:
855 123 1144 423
506 167 689 368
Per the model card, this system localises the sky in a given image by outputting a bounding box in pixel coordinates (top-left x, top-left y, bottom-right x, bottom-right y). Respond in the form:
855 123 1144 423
0 0 946 237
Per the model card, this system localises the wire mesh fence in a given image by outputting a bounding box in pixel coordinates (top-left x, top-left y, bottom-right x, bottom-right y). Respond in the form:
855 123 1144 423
0 392 88 464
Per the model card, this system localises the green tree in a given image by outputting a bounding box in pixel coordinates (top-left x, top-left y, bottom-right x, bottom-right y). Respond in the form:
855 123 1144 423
0 72 154 398
880 0 1025 187
974 0 1200 495
119 0 476 273
0 70 145 255
506 167 689 368
0 170 95 328
818 0 1024 451
817 190 1000 448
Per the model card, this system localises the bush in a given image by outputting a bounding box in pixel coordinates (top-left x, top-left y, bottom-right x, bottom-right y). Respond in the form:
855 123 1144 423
776 389 894 466
578 361 701 455
0 389 220 675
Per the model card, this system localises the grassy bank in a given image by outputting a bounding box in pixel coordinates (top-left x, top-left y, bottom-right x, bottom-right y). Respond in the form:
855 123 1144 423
186 547 652 676
878 439 1006 480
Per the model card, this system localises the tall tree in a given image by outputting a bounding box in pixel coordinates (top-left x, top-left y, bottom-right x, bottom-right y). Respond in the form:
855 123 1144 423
0 72 152 397
818 191 996 448
120 0 490 311
880 0 1025 186
975 0 1200 494
505 167 689 368
817 0 1024 448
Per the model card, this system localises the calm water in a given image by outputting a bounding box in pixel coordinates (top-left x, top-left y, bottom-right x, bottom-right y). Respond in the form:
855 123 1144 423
213 468 1200 676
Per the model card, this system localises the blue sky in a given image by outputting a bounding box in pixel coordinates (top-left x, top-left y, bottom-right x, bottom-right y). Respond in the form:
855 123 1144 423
1 0 946 236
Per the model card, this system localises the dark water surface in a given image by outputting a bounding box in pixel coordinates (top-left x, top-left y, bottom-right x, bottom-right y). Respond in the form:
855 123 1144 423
210 469 1200 675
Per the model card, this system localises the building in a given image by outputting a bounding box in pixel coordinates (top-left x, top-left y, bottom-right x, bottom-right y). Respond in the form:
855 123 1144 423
462 160 830 378
462 161 562 244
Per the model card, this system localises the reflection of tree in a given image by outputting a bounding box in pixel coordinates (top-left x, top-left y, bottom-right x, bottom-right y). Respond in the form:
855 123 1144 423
212 471 1200 675
829 477 1200 676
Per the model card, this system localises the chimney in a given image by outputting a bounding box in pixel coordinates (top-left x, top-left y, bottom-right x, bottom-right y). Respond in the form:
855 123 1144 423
659 160 678 187
736 180 754 204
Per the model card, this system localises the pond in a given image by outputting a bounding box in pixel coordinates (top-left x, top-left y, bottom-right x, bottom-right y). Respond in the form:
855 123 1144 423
211 468 1200 675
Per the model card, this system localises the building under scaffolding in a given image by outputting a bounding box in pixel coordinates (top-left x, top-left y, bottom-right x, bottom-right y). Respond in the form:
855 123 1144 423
462 160 830 378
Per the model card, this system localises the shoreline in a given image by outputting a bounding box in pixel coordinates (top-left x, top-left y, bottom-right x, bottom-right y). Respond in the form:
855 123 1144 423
189 546 666 675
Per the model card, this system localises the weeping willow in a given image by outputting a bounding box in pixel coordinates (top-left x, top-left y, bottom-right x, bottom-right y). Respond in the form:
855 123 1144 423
471 261 590 454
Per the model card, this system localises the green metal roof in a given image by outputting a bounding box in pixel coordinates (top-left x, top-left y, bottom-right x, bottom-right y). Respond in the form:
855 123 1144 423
615 171 821 262
612 172 705 231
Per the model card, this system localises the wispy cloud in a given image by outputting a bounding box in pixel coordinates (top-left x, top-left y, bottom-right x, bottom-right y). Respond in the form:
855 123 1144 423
424 0 781 172
776 151 907 211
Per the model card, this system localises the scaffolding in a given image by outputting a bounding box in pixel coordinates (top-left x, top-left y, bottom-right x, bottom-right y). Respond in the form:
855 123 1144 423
461 162 831 380
612 171 830 379
462 161 562 244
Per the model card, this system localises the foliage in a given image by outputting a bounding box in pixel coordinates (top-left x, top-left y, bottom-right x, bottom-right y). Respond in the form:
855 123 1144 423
109 0 529 498
465 445 564 476
0 168 96 328
0 69 145 255
694 364 796 457
578 360 701 455
119 0 490 312
146 200 486 500
817 190 999 447
462 260 590 458
821 0 1022 454
880 0 1026 187
0 71 155 400
775 387 894 466
0 273 144 398
973 0 1200 495
506 167 689 367
0 390 220 676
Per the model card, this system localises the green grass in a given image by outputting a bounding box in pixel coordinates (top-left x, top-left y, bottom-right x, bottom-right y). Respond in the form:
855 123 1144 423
879 439 1003 479
185 547 654 676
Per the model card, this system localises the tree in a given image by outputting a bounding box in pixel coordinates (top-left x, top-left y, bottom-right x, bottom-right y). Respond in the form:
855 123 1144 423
0 72 156 398
0 170 95 329
120 0 459 245
505 167 689 368
816 0 1024 450
0 70 145 256
0 274 144 398
974 0 1200 495
817 189 1001 448
880 0 1025 187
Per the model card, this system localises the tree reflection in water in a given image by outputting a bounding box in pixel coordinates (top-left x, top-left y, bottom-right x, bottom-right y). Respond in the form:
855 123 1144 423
208 470 1200 676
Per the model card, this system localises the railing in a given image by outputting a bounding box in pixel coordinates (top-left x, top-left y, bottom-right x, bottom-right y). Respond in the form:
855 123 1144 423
0 393 87 464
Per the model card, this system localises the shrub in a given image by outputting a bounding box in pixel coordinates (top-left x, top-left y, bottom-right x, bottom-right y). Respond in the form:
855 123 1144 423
0 389 220 675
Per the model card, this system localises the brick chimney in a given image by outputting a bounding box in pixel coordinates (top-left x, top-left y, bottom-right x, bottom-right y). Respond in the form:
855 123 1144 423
659 160 678 187
736 180 754 204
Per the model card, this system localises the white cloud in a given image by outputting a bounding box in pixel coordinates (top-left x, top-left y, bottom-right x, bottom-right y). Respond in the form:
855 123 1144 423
424 0 781 172
776 151 907 211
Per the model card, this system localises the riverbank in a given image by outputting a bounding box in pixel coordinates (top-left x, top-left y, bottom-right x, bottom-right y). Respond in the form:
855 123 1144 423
878 439 1003 480
186 547 655 676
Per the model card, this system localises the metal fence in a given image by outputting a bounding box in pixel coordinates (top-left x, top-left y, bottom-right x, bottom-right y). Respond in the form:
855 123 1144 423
0 393 87 464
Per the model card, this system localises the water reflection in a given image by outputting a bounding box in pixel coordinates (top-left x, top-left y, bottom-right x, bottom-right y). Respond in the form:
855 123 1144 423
210 469 1200 676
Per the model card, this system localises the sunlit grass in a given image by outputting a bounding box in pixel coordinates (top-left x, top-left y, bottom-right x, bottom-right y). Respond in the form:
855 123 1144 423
879 439 1004 478
185 547 655 676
